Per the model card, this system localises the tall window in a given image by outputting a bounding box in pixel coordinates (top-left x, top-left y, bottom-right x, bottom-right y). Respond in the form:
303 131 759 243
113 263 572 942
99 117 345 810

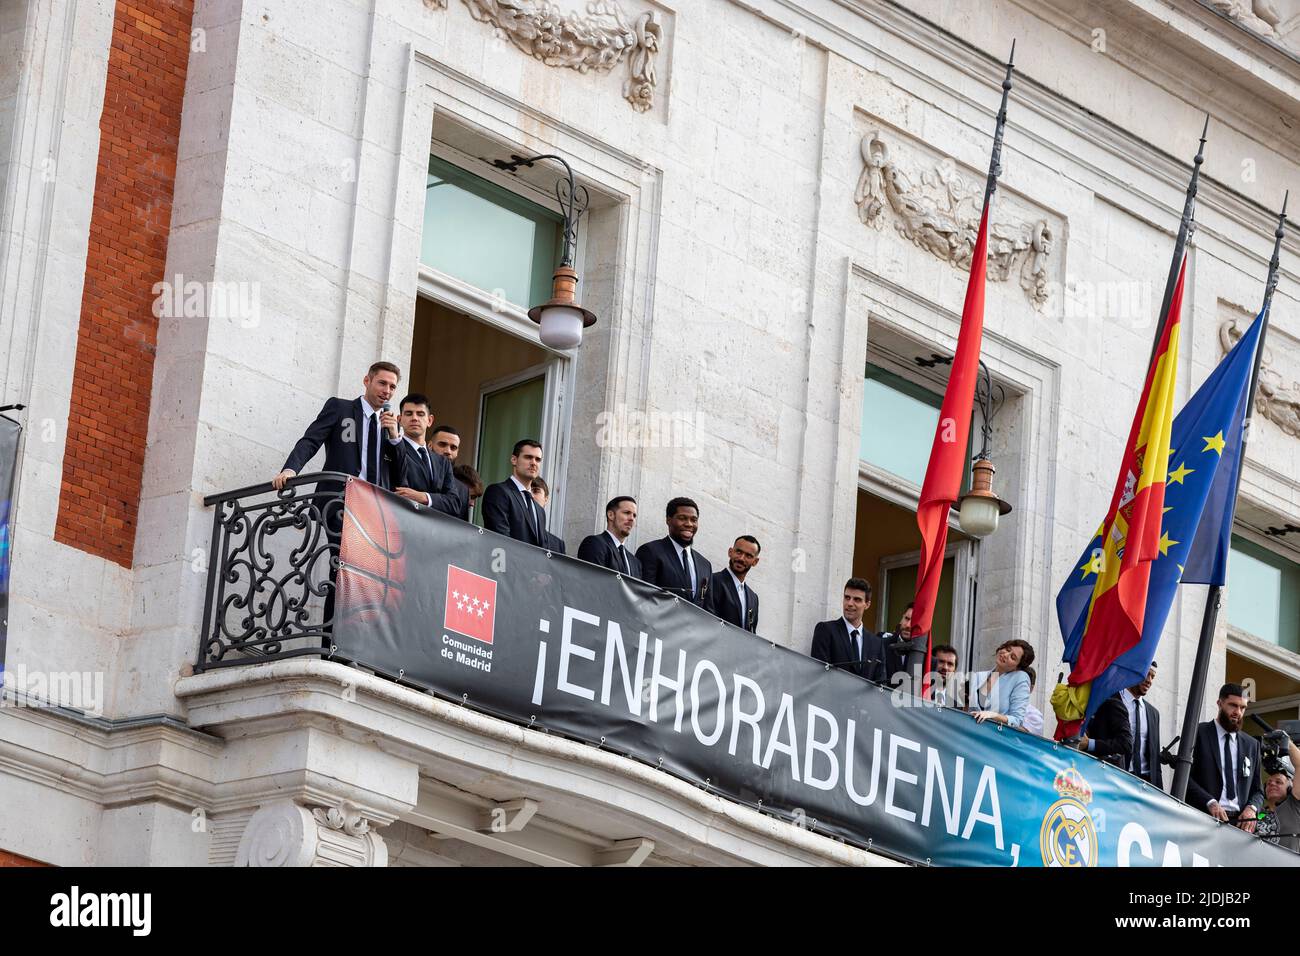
1227 535 1300 654
422 155 562 308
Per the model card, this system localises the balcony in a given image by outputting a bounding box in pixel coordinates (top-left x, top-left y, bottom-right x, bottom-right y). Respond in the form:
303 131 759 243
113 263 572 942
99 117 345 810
183 474 887 866
181 475 1299 868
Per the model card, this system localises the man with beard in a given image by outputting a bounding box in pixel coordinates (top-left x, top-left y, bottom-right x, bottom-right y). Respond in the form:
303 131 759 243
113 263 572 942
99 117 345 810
710 535 760 633
636 497 714 612
1187 683 1266 832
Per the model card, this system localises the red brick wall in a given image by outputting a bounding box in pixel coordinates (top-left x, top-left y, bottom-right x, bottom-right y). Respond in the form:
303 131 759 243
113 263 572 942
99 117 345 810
0 849 50 867
54 1 196 567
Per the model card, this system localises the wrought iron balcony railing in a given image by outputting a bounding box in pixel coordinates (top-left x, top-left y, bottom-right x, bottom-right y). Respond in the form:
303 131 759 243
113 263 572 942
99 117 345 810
197 472 351 671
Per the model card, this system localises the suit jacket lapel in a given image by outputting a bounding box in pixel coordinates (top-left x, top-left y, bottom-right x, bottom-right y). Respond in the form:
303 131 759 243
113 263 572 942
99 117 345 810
351 399 366 475
1210 724 1224 779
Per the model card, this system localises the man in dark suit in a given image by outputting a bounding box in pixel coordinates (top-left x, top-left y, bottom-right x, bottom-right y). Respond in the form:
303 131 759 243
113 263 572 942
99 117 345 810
452 464 482 522
429 424 469 520
530 478 566 554
1187 683 1266 832
1121 661 1164 788
388 393 462 517
810 578 887 683
271 360 402 639
273 361 403 491
710 535 760 633
480 439 548 547
635 497 714 611
577 496 641 577
1076 691 1133 768
429 425 461 463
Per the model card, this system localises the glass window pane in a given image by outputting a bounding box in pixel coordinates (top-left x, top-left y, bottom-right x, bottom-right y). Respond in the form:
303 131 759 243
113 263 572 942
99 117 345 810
861 365 974 491
422 156 560 308
861 366 940 488
474 377 546 527
1227 535 1300 653
884 557 954 646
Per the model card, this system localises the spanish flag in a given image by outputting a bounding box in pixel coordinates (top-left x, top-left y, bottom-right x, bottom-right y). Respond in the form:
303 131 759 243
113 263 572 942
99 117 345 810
1055 260 1186 738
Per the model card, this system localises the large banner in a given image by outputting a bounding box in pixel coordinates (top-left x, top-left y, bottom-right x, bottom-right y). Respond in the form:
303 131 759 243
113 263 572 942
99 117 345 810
335 480 1297 867
0 413 20 672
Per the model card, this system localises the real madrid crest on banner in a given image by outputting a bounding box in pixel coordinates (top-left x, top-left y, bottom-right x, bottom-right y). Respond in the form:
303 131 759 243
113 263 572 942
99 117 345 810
1040 764 1098 867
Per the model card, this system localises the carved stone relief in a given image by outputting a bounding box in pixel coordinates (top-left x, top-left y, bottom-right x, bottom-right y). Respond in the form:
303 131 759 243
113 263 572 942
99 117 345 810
438 0 663 112
1220 315 1300 436
855 131 1055 308
1208 0 1285 42
235 800 389 867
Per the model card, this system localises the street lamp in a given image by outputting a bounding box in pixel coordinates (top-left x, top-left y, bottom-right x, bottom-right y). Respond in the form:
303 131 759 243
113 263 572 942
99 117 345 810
493 153 597 350
956 362 1012 538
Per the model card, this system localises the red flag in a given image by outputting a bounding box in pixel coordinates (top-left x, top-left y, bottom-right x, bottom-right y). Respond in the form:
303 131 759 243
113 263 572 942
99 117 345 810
914 208 990 690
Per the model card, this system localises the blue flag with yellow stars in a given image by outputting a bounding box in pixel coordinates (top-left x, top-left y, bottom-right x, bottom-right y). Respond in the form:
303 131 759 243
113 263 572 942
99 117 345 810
1058 311 1264 730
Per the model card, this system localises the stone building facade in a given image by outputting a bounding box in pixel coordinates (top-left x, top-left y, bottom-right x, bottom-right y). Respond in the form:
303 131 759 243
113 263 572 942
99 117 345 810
0 0 1298 865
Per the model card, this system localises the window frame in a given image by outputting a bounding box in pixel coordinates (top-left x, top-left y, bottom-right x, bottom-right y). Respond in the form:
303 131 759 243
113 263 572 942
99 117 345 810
414 144 583 529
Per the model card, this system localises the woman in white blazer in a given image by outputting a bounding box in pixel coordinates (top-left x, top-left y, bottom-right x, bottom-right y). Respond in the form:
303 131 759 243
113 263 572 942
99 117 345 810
969 639 1036 729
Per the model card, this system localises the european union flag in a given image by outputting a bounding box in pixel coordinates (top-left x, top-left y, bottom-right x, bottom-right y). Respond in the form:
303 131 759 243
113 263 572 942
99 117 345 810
1057 311 1264 726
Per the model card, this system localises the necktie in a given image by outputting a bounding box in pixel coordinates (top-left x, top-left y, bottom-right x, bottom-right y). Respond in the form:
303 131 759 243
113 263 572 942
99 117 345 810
1133 702 1144 774
681 548 694 597
617 543 629 574
419 446 433 483
851 628 861 665
1224 733 1236 802
365 412 379 484
521 488 539 542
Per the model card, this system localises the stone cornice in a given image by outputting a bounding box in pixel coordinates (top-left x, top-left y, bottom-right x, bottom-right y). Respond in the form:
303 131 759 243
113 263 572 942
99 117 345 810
176 660 900 867
0 706 220 810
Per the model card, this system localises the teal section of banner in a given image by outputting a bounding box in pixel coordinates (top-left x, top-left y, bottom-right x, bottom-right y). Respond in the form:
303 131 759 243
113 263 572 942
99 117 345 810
0 414 21 672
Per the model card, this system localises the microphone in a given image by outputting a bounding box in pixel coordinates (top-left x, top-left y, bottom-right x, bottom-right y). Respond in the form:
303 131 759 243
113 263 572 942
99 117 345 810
1158 735 1181 767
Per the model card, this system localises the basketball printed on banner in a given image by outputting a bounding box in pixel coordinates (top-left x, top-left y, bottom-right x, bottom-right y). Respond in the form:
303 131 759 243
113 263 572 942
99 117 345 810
337 479 407 627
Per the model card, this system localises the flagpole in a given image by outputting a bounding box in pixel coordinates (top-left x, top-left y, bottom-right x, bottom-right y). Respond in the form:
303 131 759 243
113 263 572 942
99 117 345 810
1147 117 1209 365
918 41 1014 696
981 40 1015 214
1170 194 1288 802
1055 123 1208 733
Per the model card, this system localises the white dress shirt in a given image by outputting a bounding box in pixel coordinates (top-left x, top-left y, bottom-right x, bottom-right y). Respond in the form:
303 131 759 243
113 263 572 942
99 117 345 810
1023 703 1044 736
726 568 747 623
357 395 399 484
841 617 863 663
1121 688 1148 776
